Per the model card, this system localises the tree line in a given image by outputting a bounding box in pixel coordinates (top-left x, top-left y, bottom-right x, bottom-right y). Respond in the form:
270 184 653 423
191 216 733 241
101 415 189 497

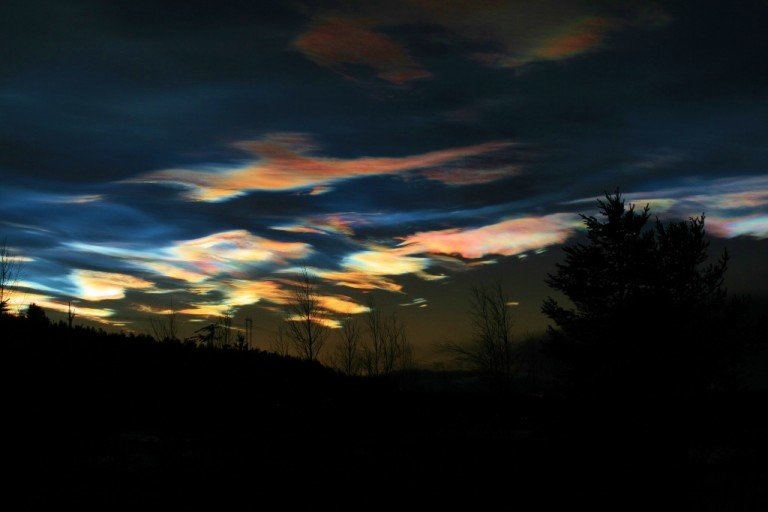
1 191 759 396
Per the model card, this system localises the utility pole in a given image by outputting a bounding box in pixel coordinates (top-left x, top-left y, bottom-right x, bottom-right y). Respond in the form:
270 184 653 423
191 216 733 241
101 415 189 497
245 317 253 350
67 301 76 329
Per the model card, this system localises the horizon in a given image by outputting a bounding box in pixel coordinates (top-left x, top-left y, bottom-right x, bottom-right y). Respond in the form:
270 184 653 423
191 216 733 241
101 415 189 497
2 0 768 360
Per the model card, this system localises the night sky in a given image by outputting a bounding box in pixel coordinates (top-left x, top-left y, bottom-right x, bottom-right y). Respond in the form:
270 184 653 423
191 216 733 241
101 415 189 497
3 0 768 358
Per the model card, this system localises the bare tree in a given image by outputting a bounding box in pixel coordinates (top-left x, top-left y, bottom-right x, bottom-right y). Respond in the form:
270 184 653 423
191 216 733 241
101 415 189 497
362 296 385 376
332 314 362 375
217 308 234 348
285 269 329 361
270 322 292 357
0 239 23 315
385 312 413 374
446 280 516 391
362 298 413 376
149 298 179 343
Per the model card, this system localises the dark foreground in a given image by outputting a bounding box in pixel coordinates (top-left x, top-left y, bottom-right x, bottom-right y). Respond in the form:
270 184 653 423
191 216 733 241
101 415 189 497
4 319 768 510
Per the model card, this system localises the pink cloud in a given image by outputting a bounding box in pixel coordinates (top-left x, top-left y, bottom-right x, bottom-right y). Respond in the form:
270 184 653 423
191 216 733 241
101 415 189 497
395 213 578 259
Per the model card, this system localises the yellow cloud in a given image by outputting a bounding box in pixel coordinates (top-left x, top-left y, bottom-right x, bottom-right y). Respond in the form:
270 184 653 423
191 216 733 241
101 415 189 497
342 248 430 275
71 270 154 301
312 268 404 292
285 314 342 329
142 261 209 283
179 303 232 317
317 295 370 314
222 279 292 307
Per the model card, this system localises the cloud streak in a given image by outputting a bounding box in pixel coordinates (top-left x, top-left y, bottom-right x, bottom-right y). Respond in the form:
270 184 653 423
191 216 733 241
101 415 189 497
395 213 579 259
615 176 768 239
134 134 513 201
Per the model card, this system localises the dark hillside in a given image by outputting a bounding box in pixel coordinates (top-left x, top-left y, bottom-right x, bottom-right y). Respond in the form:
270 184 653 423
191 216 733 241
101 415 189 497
3 312 768 510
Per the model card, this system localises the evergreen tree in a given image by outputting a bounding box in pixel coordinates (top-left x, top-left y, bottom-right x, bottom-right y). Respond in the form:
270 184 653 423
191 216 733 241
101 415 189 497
542 191 746 396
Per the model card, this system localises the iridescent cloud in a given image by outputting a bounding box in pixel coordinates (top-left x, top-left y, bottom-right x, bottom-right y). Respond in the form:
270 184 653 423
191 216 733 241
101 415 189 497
285 314 341 329
309 268 404 293
296 2 667 76
615 176 768 239
704 215 768 239
68 230 313 285
71 270 154 301
317 295 370 315
499 16 617 67
282 213 580 295
142 262 208 284
271 213 360 236
164 275 369 323
179 302 233 317
219 279 291 307
395 213 578 259
47 194 104 205
135 133 512 201
421 165 520 186
342 248 431 276
170 230 312 273
293 17 431 85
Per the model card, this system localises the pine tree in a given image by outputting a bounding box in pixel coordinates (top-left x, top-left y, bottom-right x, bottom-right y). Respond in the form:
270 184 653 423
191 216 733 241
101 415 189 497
542 191 745 396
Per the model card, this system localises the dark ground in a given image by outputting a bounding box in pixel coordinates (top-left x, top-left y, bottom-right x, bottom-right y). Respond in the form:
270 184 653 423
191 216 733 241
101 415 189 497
3 315 768 511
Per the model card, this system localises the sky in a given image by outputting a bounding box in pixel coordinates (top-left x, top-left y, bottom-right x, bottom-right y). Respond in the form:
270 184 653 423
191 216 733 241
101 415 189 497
2 0 768 358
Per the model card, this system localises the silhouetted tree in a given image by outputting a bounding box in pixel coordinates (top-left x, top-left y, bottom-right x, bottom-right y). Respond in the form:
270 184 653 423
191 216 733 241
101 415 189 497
0 238 23 315
270 323 292 357
217 308 234 348
542 190 746 396
382 311 413 374
189 323 216 347
362 296 385 376
149 298 179 343
362 298 413 376
285 269 329 361
26 303 48 327
332 313 362 375
236 332 247 351
445 280 516 392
